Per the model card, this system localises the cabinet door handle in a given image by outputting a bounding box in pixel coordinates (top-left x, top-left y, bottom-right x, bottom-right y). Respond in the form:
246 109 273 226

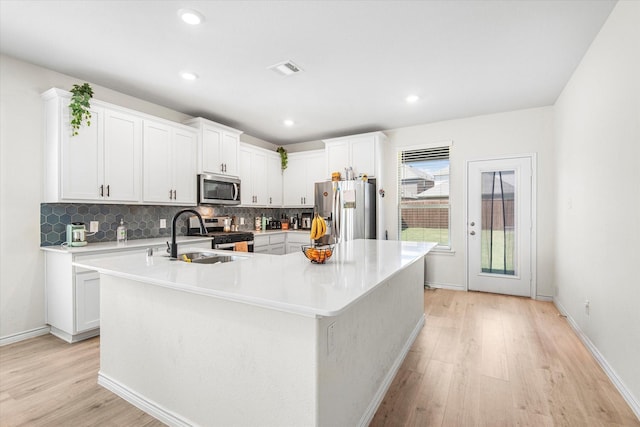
269 197 272 204
100 185 104 197
169 189 173 200
223 164 227 172
173 190 177 200
106 185 110 197
221 163 224 172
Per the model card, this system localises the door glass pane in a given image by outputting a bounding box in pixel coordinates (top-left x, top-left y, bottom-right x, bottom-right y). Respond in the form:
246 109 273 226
481 171 516 275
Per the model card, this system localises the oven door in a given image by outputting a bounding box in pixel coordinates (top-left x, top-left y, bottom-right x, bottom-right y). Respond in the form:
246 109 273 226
199 174 240 206
214 241 254 252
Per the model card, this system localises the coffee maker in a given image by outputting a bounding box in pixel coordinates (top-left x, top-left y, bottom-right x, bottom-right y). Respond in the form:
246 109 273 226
301 212 313 230
66 222 87 247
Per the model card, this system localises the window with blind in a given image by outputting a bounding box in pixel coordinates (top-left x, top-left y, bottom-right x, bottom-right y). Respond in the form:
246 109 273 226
398 144 451 249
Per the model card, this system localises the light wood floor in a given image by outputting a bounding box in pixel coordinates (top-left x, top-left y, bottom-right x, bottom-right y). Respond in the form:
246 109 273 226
1 290 638 426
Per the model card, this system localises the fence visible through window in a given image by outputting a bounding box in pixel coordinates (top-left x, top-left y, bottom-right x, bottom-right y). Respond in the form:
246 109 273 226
398 145 450 248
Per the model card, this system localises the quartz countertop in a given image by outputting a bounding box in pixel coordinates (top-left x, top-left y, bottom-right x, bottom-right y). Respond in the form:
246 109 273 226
73 239 435 317
40 236 213 254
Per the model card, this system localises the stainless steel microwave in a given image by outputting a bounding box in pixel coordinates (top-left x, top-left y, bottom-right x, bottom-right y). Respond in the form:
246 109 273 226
198 174 241 205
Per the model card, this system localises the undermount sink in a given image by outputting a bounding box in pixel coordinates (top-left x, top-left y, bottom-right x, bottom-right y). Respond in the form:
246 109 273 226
178 252 247 265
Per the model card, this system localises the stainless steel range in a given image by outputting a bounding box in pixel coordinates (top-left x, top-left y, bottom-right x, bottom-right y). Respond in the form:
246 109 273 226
188 216 254 252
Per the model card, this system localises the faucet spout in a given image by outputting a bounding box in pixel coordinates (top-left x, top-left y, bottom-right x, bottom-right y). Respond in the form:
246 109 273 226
170 209 207 259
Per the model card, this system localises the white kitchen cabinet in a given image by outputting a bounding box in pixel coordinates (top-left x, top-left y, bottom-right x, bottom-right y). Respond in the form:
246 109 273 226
283 150 325 207
323 131 386 179
266 152 283 207
44 239 213 343
42 88 142 203
143 120 198 205
184 118 243 176
75 270 100 332
254 233 286 254
239 143 269 206
286 232 310 254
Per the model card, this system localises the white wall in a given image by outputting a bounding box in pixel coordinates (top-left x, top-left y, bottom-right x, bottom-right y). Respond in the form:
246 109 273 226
382 107 556 297
554 0 640 409
0 54 273 341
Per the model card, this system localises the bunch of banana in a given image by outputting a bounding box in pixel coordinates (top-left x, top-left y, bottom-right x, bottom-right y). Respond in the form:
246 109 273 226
310 214 327 240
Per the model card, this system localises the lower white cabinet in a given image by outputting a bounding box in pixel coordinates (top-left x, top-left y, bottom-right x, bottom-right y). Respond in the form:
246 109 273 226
75 271 100 332
286 232 310 254
254 233 286 254
44 240 212 343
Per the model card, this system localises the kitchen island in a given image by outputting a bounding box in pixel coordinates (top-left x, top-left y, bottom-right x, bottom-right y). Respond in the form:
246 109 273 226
74 239 435 427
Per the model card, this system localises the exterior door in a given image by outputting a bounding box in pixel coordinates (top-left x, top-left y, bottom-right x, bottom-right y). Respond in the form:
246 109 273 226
467 156 533 297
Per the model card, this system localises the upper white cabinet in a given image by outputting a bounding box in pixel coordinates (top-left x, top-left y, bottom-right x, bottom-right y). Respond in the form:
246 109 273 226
283 150 325 207
239 143 283 207
239 144 267 206
266 153 283 207
42 88 142 203
184 118 243 176
323 131 387 179
143 120 198 205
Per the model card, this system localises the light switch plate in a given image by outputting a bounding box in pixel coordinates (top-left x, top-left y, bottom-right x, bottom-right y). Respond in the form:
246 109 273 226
89 221 99 232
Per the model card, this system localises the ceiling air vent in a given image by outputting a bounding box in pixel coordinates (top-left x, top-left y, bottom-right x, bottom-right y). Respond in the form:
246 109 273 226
268 60 303 76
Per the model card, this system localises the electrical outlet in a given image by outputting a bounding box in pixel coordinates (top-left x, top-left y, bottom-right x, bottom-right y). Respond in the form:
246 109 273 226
89 221 99 232
160 219 166 229
585 300 590 316
240 217 245 225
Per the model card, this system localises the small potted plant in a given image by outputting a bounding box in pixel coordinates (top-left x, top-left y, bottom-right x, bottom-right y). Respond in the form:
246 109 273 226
276 146 288 171
69 83 94 136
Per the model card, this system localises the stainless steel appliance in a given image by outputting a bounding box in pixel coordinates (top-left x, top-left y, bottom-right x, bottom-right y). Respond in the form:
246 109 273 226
300 212 313 230
188 216 254 252
66 222 87 247
315 180 376 245
198 174 241 206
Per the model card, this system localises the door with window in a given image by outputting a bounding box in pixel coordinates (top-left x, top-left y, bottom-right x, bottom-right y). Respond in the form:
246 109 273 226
467 156 533 297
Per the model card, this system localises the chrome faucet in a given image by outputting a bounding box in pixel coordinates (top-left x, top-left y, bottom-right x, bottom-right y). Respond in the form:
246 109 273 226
169 209 207 259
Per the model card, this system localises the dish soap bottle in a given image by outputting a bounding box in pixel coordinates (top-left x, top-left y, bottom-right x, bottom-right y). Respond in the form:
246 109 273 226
117 219 127 243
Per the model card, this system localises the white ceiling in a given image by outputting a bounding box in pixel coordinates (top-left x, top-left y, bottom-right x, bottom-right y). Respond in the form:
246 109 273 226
0 0 616 145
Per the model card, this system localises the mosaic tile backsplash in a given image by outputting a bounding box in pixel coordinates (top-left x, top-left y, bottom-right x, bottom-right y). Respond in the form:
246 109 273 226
41 203 312 246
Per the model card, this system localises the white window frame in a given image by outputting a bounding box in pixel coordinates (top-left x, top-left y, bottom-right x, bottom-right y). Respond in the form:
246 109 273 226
397 141 453 252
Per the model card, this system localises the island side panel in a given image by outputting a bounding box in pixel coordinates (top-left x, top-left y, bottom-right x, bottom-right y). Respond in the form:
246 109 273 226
316 258 425 426
99 275 319 427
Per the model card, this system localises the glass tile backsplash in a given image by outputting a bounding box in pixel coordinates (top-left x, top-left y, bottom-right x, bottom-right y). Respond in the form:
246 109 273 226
41 203 311 246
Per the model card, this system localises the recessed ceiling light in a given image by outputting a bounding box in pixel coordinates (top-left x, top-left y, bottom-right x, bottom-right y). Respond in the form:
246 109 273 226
180 71 198 81
178 9 204 25
268 60 303 76
406 95 420 104
283 119 295 127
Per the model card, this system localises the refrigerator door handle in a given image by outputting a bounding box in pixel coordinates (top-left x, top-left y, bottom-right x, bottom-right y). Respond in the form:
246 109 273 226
333 184 341 243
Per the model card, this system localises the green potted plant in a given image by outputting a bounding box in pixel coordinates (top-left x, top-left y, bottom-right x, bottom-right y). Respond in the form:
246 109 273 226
277 146 288 171
69 83 94 136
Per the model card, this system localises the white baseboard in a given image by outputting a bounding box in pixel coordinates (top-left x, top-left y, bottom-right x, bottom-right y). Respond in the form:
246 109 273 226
535 295 554 302
98 372 193 427
49 326 100 343
358 314 426 427
0 326 50 346
554 298 640 420
426 281 465 291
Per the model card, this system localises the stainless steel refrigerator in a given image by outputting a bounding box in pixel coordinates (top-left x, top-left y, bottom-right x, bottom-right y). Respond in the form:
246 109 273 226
315 180 376 245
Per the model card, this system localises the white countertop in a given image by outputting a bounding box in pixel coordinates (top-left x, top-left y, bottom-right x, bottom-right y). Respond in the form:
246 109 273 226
40 236 213 254
73 239 435 317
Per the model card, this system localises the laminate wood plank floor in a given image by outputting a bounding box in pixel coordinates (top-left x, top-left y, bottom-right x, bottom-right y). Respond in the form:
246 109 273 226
372 289 640 427
1 289 638 426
